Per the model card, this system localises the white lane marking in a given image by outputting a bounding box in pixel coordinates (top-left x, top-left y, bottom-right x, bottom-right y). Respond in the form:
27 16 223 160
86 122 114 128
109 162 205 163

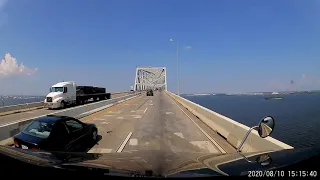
150 104 153 106
118 99 126 103
0 94 141 128
103 115 113 117
94 118 107 121
111 110 122 114
133 115 142 119
116 117 124 119
131 110 136 113
77 104 114 117
117 132 133 153
174 132 184 139
190 141 219 153
143 108 148 114
166 112 173 114
88 148 112 153
170 96 227 153
101 122 109 124
129 138 138 146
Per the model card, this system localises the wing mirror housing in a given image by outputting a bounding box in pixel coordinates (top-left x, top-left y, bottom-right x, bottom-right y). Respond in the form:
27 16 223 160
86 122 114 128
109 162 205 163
237 116 275 152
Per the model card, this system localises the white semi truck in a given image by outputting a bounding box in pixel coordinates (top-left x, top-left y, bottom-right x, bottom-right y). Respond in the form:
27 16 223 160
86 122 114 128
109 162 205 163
44 81 111 109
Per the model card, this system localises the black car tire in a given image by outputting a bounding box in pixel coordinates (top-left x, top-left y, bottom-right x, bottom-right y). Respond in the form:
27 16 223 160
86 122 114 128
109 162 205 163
92 129 97 142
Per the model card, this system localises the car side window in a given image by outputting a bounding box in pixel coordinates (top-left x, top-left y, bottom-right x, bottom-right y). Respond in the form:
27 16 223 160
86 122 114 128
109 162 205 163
64 120 83 132
51 122 69 138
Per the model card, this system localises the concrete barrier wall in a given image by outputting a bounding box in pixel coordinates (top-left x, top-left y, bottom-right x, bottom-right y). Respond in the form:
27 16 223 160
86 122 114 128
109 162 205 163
0 92 141 141
0 102 45 114
166 91 293 153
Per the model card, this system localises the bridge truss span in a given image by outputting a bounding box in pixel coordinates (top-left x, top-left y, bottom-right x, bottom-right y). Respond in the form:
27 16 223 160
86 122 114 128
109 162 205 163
134 67 167 91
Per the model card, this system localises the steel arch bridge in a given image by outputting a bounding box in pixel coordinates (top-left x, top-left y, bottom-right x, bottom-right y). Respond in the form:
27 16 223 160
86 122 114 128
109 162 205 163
134 67 167 91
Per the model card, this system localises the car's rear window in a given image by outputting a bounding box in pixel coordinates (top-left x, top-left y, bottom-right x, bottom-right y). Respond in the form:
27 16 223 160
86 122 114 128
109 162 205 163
23 120 54 139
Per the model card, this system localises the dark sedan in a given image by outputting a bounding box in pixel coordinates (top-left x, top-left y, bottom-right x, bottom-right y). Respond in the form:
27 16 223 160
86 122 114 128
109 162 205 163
14 115 98 152
146 89 153 96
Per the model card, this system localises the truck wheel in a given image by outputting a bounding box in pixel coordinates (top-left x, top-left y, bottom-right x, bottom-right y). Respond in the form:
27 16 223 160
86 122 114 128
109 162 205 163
60 101 65 109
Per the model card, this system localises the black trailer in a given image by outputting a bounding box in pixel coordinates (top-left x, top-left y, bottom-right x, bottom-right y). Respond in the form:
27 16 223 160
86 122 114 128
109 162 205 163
76 86 111 105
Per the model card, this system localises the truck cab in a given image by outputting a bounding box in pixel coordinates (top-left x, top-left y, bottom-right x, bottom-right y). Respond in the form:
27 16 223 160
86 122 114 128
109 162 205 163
45 81 77 109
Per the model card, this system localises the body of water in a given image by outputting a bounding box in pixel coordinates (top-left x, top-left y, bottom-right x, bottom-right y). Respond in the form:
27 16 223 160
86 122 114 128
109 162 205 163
0 96 45 107
184 94 320 148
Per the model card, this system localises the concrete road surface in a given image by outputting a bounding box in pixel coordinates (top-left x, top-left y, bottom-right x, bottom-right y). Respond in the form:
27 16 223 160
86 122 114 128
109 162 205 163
83 91 235 154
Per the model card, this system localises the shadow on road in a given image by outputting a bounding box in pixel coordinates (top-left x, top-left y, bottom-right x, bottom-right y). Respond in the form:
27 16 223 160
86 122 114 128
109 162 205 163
76 135 102 153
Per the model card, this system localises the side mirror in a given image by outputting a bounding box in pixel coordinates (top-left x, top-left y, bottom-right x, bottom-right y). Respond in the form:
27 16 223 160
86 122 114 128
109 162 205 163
258 116 275 138
237 116 275 152
256 154 272 166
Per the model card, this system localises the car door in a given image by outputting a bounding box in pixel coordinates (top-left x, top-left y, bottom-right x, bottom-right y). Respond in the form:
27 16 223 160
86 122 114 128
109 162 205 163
63 119 87 151
47 121 71 151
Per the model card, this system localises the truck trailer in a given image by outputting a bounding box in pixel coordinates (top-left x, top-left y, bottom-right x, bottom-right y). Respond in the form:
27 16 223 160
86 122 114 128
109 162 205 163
44 81 111 109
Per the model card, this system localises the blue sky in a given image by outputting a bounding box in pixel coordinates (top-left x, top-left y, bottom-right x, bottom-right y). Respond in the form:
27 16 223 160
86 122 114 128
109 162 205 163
0 0 319 95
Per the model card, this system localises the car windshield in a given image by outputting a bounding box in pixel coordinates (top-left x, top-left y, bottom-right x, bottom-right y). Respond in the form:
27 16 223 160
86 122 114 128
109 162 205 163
22 120 54 139
2 0 319 177
51 87 64 92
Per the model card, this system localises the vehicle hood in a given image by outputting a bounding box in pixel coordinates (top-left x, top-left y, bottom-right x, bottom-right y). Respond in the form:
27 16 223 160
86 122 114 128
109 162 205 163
1 146 319 177
46 92 63 98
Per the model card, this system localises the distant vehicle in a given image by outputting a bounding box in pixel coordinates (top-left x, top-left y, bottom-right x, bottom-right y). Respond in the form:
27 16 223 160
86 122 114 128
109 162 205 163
265 97 283 100
13 115 98 152
147 89 153 96
44 81 111 109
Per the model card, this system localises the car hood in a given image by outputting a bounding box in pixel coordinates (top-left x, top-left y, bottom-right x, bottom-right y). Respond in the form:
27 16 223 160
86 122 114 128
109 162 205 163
46 92 62 98
1 145 319 177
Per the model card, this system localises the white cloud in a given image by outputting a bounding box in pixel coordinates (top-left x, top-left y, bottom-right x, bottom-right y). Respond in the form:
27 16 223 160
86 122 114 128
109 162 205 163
185 46 192 50
0 53 38 76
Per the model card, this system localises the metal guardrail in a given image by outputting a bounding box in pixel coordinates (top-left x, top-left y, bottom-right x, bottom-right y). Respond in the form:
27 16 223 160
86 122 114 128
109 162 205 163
165 91 293 153
0 92 141 142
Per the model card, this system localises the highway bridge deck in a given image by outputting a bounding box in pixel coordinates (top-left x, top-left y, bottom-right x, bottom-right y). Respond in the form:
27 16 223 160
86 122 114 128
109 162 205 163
81 91 235 154
0 91 236 154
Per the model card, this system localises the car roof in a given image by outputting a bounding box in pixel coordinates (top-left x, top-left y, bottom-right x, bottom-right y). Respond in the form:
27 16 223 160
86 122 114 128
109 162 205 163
34 115 71 123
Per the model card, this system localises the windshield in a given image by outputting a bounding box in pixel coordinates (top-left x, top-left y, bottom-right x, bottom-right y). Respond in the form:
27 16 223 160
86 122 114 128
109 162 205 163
1 0 319 177
22 120 54 139
51 87 64 92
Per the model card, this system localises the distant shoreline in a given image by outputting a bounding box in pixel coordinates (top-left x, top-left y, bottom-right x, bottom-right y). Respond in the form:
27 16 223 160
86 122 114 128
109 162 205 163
182 91 320 96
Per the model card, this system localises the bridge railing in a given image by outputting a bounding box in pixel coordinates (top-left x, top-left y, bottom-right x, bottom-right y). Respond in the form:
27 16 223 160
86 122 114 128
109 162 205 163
0 102 45 115
166 91 293 153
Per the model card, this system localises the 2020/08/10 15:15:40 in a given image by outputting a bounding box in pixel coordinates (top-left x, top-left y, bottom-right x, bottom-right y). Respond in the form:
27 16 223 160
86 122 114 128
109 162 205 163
248 170 317 177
